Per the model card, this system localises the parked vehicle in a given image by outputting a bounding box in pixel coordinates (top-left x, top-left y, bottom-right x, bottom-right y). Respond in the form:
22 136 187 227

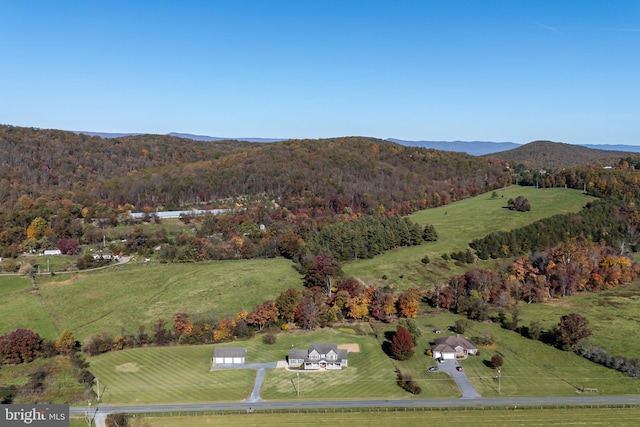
456 366 464 372
428 366 439 372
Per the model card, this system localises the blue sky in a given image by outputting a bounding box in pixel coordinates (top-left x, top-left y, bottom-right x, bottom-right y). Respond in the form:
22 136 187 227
1 1 639 144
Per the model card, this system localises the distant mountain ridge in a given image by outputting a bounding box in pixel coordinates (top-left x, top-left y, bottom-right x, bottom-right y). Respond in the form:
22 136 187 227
71 130 284 143
386 139 521 155
70 130 640 155
484 140 637 169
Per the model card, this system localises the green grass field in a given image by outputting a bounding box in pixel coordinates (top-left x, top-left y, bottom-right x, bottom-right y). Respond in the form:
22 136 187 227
70 407 640 427
0 275 59 339
517 281 640 361
33 258 302 339
87 345 256 403
344 186 596 287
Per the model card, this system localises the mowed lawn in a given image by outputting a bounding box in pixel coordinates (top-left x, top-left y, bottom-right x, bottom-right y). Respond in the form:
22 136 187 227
378 311 638 397
259 326 458 401
88 327 426 404
87 310 638 405
88 344 255 403
36 258 302 340
344 186 596 287
0 275 59 338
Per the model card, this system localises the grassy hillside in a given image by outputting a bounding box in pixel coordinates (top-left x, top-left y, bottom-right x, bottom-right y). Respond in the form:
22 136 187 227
0 276 59 339
517 281 640 360
34 258 302 340
344 186 596 287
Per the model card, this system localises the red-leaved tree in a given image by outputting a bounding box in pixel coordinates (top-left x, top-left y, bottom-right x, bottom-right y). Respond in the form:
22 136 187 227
390 325 414 360
0 328 42 364
247 301 279 331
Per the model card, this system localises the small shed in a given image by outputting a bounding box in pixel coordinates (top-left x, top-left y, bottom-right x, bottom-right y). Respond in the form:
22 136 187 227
213 347 246 365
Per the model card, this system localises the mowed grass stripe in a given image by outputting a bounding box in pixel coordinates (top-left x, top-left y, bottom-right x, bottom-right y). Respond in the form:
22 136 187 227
89 345 256 403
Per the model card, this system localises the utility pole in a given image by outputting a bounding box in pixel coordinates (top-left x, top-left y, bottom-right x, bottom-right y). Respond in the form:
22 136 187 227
498 367 502 394
297 373 300 397
85 401 97 427
96 377 100 401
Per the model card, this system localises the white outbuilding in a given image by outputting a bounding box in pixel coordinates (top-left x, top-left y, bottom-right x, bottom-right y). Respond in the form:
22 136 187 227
213 347 246 365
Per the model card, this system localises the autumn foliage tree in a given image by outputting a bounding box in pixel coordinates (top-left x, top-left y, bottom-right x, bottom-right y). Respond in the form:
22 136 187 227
303 253 343 297
295 298 320 330
491 354 504 369
397 288 421 318
390 325 414 360
0 329 42 364
556 313 593 351
173 311 193 336
275 288 301 323
247 301 279 331
55 329 77 355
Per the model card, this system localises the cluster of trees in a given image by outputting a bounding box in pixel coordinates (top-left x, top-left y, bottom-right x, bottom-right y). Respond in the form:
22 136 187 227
429 237 638 319
469 198 639 260
0 328 93 403
306 215 427 261
507 153 640 203
578 345 640 377
507 196 531 212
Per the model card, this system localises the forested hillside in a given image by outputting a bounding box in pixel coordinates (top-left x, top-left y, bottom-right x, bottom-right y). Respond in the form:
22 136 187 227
484 140 633 170
0 125 515 259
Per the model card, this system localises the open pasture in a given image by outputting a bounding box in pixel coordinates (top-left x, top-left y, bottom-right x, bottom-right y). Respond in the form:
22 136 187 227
0 275 59 338
518 281 640 361
344 186 595 287
35 258 302 340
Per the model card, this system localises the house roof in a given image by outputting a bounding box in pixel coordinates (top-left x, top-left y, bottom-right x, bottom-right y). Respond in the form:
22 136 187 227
288 343 348 361
433 335 477 351
431 343 456 353
214 347 246 358
308 343 338 354
288 349 308 360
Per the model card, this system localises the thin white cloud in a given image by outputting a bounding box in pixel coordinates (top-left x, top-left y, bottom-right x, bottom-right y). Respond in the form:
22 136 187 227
534 21 560 32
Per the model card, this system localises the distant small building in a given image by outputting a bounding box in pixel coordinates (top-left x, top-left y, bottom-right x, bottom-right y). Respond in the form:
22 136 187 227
43 249 62 256
288 343 348 370
213 347 246 365
92 253 119 261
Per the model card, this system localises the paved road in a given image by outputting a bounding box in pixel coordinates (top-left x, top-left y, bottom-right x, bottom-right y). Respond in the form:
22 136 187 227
71 395 640 416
